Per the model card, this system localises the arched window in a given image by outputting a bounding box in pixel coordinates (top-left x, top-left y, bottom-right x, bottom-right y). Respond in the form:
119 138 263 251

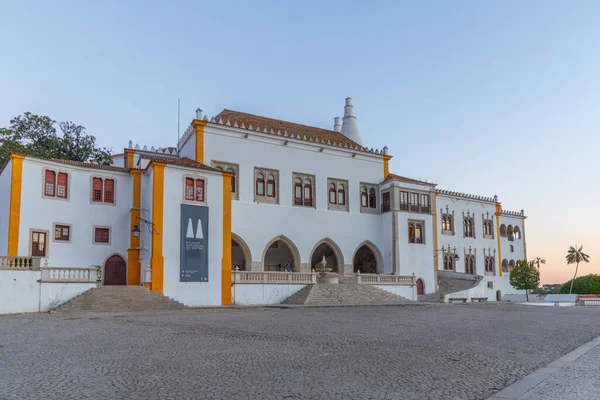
442 214 453 232
303 178 312 206
465 256 475 274
502 259 508 273
509 260 515 272
368 188 376 209
329 183 337 204
337 184 345 205
408 223 415 243
226 168 235 193
464 217 474 238
266 174 275 197
361 187 368 207
514 227 521 239
509 245 514 252
444 254 454 271
500 224 507 237
507 225 514 241
294 177 303 206
256 173 265 196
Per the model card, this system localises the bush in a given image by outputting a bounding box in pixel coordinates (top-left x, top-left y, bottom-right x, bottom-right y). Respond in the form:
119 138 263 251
560 274 600 294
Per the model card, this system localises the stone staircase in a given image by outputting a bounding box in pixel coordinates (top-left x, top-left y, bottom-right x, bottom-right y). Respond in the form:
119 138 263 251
53 286 187 313
282 283 410 305
417 275 480 302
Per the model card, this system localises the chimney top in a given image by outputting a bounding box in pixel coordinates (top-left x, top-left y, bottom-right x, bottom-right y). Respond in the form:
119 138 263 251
333 117 342 132
341 97 362 145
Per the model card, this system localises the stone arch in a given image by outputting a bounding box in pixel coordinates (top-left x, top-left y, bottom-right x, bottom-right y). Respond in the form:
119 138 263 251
231 233 252 271
102 253 127 286
416 278 425 295
500 224 507 237
496 290 502 301
309 237 345 273
514 226 521 239
261 235 301 272
352 240 384 274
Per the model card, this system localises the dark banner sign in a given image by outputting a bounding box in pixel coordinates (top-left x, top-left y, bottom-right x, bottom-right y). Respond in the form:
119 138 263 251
180 204 209 282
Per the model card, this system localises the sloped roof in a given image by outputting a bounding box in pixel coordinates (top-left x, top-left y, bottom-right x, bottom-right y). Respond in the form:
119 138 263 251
382 173 436 186
143 155 221 173
214 109 361 149
48 158 130 173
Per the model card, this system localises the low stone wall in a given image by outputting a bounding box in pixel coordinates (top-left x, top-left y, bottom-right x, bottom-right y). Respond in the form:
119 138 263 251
233 283 307 305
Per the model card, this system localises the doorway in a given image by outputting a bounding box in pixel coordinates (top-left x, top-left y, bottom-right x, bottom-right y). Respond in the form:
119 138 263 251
104 255 126 285
496 290 502 302
416 279 424 295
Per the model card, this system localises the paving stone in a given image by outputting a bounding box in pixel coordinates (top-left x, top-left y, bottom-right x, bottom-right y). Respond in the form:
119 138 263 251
0 304 599 399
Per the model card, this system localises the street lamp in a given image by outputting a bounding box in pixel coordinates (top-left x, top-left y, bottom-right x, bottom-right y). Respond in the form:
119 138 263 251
132 225 141 237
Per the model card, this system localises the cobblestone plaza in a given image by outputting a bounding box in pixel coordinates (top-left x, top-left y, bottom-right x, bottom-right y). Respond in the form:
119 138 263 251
1 304 600 400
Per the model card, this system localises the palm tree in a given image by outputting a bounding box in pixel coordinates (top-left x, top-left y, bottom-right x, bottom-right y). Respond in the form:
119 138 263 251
531 257 546 273
566 245 591 294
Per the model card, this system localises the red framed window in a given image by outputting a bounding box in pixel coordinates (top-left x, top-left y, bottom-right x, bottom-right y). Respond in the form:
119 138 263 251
54 224 70 242
382 192 391 212
294 178 303 206
195 179 204 202
256 173 265 196
94 227 110 244
44 170 56 197
337 185 345 205
361 187 368 207
303 179 312 206
329 183 337 204
266 174 275 197
185 178 195 200
92 178 103 202
57 172 68 198
104 179 115 203
368 188 376 208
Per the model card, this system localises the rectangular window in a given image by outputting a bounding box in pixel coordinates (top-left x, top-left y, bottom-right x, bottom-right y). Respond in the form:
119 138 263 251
409 193 419 212
94 227 110 244
329 189 336 204
303 185 312 206
420 194 429 213
93 177 103 202
57 172 68 198
31 231 47 257
45 170 56 197
195 179 205 202
382 192 391 212
400 191 408 211
185 178 194 200
104 179 115 204
337 190 345 205
54 224 70 242
294 183 303 205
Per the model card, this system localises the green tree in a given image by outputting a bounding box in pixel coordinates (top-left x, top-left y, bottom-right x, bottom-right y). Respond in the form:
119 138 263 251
566 245 591 294
0 112 111 166
509 260 540 301
559 274 600 294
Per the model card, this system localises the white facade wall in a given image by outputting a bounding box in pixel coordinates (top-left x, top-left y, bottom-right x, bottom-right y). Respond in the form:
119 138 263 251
499 214 526 265
435 194 499 276
198 124 389 274
160 166 224 307
445 276 525 302
233 283 306 305
0 161 12 255
17 159 131 269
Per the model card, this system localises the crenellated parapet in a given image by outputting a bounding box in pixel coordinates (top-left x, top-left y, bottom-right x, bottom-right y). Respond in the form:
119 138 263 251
436 189 497 203
126 141 178 156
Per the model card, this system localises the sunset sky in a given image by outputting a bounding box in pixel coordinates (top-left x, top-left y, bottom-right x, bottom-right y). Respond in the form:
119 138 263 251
1 1 598 284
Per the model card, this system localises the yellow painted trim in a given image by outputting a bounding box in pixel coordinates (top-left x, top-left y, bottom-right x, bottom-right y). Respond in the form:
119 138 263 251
495 202 502 277
383 155 392 179
7 154 25 256
221 172 233 305
150 162 166 294
433 193 439 289
125 149 135 169
192 120 207 164
127 169 142 285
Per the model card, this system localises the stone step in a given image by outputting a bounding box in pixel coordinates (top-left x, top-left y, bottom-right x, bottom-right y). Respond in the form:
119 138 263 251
282 283 410 305
417 276 481 302
53 286 187 313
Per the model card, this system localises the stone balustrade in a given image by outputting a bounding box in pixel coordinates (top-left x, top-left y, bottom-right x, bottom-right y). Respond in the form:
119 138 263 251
356 273 415 285
41 267 98 283
233 270 317 285
0 256 41 271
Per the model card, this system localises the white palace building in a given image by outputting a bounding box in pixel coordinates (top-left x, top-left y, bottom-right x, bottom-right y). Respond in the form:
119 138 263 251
0 98 527 313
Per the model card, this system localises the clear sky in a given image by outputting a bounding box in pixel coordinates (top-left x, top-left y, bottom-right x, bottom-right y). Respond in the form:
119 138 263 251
1 1 598 284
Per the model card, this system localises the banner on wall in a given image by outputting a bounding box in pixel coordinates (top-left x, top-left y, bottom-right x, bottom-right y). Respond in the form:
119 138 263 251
180 204 209 282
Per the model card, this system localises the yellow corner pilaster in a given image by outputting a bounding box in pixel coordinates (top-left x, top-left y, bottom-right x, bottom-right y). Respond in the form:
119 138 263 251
192 120 207 164
222 172 233 306
125 149 136 169
127 169 142 285
383 155 392 179
150 162 166 294
495 202 503 276
7 154 25 256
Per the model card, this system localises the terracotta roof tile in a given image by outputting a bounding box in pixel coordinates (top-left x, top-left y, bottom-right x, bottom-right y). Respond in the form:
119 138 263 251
383 173 436 186
47 158 129 173
214 109 362 149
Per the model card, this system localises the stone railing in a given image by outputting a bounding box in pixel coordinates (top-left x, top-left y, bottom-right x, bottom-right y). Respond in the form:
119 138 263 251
356 273 415 286
41 267 98 283
232 270 317 285
0 256 42 271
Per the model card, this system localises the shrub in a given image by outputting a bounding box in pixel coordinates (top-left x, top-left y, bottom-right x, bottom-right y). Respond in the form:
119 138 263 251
560 274 600 294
